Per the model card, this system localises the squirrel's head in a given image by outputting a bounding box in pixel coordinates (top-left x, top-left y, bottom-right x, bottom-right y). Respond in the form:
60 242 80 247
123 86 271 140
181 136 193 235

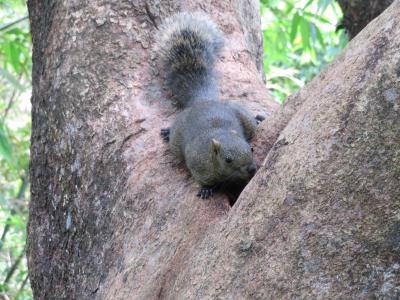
210 131 256 184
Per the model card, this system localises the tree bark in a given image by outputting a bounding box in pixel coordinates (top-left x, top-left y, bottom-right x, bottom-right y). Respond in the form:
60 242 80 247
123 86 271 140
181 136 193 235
27 0 277 299
337 0 394 39
27 0 400 299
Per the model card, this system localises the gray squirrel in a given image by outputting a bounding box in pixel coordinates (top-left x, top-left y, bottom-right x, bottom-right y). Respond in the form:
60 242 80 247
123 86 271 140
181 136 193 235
158 12 264 199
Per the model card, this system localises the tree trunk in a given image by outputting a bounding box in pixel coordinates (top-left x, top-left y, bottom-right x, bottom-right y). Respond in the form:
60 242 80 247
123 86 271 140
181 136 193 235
27 1 400 300
27 0 277 299
337 0 394 39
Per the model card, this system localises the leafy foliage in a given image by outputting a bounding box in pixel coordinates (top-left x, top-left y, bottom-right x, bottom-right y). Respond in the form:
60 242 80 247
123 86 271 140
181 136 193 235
261 0 347 102
0 0 32 299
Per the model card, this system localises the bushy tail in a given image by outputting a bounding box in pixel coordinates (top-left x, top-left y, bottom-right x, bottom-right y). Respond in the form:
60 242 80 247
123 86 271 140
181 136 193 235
157 12 224 107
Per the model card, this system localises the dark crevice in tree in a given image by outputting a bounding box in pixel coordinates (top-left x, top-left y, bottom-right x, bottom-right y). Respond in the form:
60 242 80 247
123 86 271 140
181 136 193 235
221 181 248 206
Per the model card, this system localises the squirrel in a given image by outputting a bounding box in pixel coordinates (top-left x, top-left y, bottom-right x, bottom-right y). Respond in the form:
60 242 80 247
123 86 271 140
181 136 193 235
158 12 264 199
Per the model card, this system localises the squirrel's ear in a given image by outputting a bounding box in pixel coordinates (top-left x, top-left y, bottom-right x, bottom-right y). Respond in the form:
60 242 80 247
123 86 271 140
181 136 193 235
212 138 221 154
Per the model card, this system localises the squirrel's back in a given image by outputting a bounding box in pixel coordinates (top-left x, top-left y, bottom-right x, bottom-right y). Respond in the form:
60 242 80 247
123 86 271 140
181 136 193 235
157 12 224 107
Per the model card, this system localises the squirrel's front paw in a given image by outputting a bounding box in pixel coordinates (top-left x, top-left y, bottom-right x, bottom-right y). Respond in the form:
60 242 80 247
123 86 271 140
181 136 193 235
197 187 214 199
160 128 170 142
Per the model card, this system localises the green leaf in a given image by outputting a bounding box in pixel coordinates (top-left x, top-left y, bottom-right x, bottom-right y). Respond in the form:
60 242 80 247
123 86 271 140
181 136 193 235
303 11 331 24
290 12 301 43
310 21 317 45
300 19 311 49
317 0 333 15
0 123 13 163
315 26 325 47
6 41 21 73
285 2 294 14
303 0 314 10
3 27 25 37
277 28 287 49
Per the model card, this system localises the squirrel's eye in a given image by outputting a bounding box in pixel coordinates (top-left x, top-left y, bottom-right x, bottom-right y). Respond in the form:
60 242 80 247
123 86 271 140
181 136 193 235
251 147 254 152
225 157 233 163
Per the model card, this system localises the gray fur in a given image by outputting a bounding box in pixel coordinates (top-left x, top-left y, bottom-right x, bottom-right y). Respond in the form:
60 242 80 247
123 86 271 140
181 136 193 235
158 12 223 107
159 12 258 196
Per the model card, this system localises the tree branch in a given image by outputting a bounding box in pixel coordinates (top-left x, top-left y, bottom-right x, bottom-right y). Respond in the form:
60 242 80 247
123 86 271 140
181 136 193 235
0 16 28 32
3 248 25 285
15 273 29 298
0 176 28 251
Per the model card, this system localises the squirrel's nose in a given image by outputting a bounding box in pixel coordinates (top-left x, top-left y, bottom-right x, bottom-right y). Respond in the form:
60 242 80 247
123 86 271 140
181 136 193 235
247 164 256 176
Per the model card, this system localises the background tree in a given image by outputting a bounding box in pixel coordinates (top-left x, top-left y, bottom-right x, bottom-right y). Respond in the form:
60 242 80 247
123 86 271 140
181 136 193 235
337 0 394 39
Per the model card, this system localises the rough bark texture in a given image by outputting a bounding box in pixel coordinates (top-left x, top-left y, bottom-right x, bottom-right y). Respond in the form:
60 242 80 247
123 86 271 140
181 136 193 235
337 0 394 39
27 0 277 299
28 0 400 299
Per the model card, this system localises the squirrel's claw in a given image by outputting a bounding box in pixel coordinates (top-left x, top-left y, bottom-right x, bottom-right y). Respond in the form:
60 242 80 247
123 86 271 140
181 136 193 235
255 114 265 125
160 128 170 142
197 187 214 199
